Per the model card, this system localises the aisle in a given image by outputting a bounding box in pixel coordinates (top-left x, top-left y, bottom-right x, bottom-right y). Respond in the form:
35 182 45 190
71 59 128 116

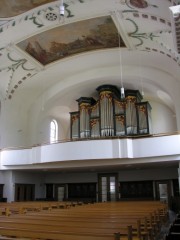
155 210 176 240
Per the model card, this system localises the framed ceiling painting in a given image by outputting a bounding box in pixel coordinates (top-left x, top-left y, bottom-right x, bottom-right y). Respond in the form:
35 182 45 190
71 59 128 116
17 16 125 66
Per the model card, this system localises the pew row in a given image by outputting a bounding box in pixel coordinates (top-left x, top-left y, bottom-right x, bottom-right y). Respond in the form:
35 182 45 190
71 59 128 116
0 201 75 216
0 216 152 239
0 225 138 240
0 201 168 240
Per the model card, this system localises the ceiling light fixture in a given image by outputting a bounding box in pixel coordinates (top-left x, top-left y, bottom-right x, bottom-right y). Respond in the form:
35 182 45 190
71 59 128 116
138 50 144 96
59 0 65 16
116 12 125 99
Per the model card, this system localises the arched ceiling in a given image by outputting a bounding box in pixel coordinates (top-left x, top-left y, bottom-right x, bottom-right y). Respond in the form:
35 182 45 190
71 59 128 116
0 0 180 115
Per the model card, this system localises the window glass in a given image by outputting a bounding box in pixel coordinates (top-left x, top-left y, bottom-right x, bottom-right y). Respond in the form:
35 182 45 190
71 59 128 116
50 119 58 143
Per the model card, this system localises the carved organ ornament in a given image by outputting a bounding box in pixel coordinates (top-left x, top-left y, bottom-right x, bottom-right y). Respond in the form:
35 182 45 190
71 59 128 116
70 84 152 139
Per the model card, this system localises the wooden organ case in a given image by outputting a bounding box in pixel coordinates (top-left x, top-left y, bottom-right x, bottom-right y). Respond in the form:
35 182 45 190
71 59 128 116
70 84 152 139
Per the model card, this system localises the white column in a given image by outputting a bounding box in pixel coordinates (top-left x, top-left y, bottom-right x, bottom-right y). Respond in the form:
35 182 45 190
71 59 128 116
3 171 14 202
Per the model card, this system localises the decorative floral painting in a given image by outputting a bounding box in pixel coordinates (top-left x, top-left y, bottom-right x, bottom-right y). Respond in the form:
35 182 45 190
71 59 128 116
17 16 125 65
0 0 56 17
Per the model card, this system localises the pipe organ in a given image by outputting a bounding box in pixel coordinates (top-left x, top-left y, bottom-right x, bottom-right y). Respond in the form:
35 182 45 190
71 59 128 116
70 84 152 139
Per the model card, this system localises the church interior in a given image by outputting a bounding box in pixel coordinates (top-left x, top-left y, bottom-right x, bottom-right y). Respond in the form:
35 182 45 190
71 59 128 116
1 0 180 239
0 0 180 223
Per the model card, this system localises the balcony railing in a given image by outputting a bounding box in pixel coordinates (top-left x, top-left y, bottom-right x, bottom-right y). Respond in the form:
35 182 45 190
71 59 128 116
0 131 180 170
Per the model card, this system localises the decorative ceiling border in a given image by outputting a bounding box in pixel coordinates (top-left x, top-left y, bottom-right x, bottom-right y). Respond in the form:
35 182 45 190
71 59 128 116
7 69 38 100
126 18 159 46
0 0 92 33
124 15 178 63
122 11 171 27
143 46 180 66
0 48 38 100
121 11 172 47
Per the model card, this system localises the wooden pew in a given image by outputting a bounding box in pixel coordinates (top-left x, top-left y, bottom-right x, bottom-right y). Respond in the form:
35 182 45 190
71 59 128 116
24 207 163 232
0 208 11 216
0 214 152 239
0 225 133 240
0 201 167 240
4 201 164 239
0 201 73 215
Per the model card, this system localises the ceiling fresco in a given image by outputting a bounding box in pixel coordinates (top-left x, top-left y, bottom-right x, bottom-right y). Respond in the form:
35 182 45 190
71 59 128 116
129 0 148 8
0 0 179 110
0 0 56 18
17 16 126 66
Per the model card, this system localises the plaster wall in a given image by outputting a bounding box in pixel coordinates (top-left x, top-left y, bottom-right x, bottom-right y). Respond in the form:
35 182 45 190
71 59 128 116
0 99 29 148
150 100 177 134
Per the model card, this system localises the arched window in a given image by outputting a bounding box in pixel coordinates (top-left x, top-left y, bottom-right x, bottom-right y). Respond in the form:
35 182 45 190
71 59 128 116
50 119 58 143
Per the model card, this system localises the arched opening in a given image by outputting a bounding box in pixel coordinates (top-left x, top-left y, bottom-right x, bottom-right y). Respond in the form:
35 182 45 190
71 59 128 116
50 119 58 143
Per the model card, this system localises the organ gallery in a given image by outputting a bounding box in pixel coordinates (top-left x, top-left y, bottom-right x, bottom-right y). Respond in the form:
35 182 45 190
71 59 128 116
70 84 152 139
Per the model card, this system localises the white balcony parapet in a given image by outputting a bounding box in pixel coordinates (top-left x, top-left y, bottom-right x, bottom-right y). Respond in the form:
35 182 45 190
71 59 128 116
0 133 180 170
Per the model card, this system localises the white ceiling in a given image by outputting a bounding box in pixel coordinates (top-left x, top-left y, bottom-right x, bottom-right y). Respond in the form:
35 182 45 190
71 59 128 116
0 0 180 117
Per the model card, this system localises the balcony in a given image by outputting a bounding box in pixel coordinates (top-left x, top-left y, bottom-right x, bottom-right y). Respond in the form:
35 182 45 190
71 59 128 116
0 133 180 171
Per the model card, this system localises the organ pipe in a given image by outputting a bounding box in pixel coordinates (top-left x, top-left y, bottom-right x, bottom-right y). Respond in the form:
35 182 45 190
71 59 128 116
70 85 152 139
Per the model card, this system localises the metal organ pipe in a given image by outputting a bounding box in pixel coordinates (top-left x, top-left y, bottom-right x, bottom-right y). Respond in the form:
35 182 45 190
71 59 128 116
100 92 114 136
70 85 152 139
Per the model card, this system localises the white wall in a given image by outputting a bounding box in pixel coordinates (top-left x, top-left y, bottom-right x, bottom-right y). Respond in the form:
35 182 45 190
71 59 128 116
28 97 44 146
0 99 29 148
151 100 177 134
36 117 51 145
